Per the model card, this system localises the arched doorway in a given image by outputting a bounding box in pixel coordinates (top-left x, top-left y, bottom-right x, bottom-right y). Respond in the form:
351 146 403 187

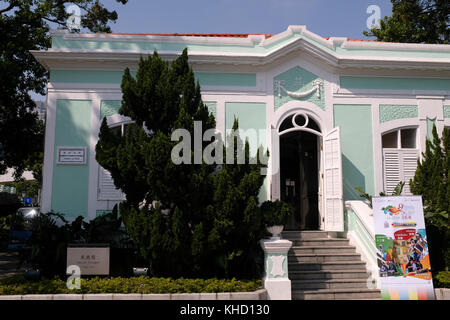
278 113 322 231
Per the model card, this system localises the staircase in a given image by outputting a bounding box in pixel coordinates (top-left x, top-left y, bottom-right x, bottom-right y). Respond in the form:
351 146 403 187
282 230 381 300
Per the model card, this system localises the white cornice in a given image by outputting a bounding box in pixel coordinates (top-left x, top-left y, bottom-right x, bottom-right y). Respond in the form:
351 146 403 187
61 32 262 47
341 40 450 52
33 25 450 73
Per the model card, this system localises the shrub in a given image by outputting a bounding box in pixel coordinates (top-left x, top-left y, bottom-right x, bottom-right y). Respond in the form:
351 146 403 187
435 270 450 288
21 209 131 278
0 275 262 295
0 214 11 249
0 192 21 218
260 200 292 227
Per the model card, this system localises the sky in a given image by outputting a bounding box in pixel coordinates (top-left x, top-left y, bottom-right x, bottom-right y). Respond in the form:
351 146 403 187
105 0 393 40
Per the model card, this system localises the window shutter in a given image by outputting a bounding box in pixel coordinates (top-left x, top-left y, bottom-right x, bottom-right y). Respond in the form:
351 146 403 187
324 127 344 232
98 166 125 200
383 149 400 195
400 150 419 195
383 149 418 196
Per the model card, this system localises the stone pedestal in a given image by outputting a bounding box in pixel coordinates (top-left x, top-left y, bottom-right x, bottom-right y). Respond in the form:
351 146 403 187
260 238 293 300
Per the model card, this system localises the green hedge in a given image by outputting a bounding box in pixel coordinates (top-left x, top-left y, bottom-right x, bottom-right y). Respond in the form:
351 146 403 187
0 275 261 295
435 271 450 289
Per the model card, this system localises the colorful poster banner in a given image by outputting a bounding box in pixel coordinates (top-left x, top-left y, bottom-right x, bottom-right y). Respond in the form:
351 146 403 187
372 196 435 300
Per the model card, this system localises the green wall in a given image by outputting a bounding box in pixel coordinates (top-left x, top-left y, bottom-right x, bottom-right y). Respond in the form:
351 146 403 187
195 73 256 87
225 102 267 155
340 76 450 91
334 104 374 201
51 69 256 87
225 102 267 202
51 100 91 218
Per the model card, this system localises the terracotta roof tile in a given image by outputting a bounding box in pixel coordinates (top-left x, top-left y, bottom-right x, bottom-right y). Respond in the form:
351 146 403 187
87 32 383 43
89 32 274 39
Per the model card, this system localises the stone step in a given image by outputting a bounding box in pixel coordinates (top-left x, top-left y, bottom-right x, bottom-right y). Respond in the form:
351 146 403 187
289 270 370 280
288 253 361 263
282 231 338 240
291 238 350 247
292 288 381 300
292 279 373 290
288 260 367 272
289 246 356 255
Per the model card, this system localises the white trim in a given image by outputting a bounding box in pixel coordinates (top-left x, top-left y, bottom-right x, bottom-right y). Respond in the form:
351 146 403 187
87 97 101 221
341 40 450 52
372 103 383 195
41 92 57 213
335 88 450 98
62 32 262 47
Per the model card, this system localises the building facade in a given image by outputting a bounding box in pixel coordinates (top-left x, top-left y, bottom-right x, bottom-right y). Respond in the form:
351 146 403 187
32 26 450 234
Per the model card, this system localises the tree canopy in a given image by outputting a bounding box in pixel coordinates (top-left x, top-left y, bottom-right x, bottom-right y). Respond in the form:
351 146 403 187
364 0 449 44
0 0 128 181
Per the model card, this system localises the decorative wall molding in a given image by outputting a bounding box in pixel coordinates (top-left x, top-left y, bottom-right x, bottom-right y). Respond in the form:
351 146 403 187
276 79 323 99
444 105 450 119
273 66 325 110
379 105 418 124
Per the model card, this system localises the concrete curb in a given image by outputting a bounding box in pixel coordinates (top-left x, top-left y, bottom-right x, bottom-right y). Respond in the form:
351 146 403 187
434 288 450 300
1 288 447 300
0 288 267 300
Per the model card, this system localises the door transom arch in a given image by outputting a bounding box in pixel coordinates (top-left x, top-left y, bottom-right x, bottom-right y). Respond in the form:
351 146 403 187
270 105 344 232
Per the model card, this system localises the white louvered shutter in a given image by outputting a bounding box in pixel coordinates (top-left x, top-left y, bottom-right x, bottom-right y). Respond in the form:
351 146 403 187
98 166 125 200
323 127 344 232
383 149 418 195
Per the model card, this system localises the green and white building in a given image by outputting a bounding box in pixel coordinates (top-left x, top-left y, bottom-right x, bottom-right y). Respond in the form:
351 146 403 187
32 25 450 298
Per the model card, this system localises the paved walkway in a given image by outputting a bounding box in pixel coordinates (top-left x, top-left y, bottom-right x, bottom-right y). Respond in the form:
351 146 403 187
0 250 24 279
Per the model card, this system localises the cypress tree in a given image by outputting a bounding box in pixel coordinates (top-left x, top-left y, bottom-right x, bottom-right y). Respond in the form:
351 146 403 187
410 125 450 271
95 50 267 278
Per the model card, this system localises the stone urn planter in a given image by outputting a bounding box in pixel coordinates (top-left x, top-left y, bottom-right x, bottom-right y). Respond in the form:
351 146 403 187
266 225 284 240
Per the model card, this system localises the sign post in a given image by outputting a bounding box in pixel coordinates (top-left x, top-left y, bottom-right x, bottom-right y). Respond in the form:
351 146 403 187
372 196 435 300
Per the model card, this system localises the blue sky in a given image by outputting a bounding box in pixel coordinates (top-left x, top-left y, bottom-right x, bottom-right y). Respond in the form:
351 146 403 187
106 0 393 40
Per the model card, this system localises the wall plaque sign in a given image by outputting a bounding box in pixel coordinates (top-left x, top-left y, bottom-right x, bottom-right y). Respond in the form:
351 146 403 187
57 147 87 165
66 245 110 275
